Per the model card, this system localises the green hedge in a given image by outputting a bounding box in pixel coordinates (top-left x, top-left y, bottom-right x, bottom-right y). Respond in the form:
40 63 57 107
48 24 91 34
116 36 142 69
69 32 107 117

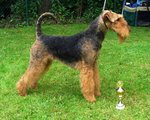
0 0 123 27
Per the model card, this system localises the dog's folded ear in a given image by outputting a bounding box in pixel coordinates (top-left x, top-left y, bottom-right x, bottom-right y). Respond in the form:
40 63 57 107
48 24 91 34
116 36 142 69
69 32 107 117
103 12 114 22
103 11 122 23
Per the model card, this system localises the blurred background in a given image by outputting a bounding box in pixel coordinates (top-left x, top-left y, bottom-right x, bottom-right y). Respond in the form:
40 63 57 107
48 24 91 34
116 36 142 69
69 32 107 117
0 0 124 27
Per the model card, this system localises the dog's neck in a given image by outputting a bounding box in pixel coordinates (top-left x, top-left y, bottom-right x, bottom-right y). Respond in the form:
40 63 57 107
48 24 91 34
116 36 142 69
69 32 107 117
87 16 108 35
98 15 108 33
84 18 106 44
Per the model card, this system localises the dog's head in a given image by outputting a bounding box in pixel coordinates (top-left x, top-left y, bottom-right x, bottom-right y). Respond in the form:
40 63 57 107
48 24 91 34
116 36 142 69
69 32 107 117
101 10 130 43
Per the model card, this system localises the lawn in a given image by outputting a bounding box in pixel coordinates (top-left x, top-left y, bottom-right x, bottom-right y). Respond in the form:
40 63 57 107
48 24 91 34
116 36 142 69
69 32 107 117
0 24 150 120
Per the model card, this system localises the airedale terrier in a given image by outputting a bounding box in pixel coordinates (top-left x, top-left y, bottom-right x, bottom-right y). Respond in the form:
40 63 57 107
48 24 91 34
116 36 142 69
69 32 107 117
16 10 130 102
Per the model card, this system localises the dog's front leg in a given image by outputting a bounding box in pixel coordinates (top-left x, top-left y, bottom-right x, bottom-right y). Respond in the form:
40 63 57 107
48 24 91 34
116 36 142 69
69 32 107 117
80 63 96 102
93 63 101 97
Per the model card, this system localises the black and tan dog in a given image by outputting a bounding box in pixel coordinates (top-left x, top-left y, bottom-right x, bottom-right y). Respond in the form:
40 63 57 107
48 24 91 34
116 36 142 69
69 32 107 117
16 10 130 102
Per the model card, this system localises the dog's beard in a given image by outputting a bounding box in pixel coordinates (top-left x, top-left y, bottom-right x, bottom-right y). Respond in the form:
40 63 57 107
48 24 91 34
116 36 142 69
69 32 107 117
118 34 126 43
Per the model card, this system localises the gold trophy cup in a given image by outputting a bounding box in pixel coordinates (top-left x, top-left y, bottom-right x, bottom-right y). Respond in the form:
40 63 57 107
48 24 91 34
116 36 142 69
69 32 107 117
116 81 125 110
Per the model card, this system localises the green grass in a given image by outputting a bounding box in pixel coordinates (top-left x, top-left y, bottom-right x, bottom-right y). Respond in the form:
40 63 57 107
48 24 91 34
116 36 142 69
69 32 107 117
0 24 150 120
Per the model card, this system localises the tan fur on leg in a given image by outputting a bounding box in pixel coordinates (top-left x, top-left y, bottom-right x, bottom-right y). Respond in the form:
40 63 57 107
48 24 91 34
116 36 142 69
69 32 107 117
16 57 52 96
93 63 101 97
16 74 28 96
16 41 52 96
28 58 52 89
79 62 96 102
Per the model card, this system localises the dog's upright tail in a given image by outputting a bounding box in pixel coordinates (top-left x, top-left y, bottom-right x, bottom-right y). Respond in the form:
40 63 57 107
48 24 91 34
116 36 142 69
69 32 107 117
36 12 57 37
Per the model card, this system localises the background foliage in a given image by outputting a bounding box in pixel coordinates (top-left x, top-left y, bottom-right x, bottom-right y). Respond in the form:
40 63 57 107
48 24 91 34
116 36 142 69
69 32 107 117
0 0 124 27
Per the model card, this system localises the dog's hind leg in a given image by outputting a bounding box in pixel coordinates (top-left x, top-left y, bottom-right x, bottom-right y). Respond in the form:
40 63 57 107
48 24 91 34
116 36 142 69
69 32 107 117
28 56 52 89
16 42 52 96
16 55 52 96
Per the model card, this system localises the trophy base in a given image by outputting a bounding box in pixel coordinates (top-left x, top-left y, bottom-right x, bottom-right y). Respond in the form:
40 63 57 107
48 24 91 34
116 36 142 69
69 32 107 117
116 102 125 110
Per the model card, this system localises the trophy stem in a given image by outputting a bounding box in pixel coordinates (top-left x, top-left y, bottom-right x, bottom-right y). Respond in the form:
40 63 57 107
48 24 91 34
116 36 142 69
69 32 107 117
116 81 125 110
116 100 125 110
116 95 125 110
